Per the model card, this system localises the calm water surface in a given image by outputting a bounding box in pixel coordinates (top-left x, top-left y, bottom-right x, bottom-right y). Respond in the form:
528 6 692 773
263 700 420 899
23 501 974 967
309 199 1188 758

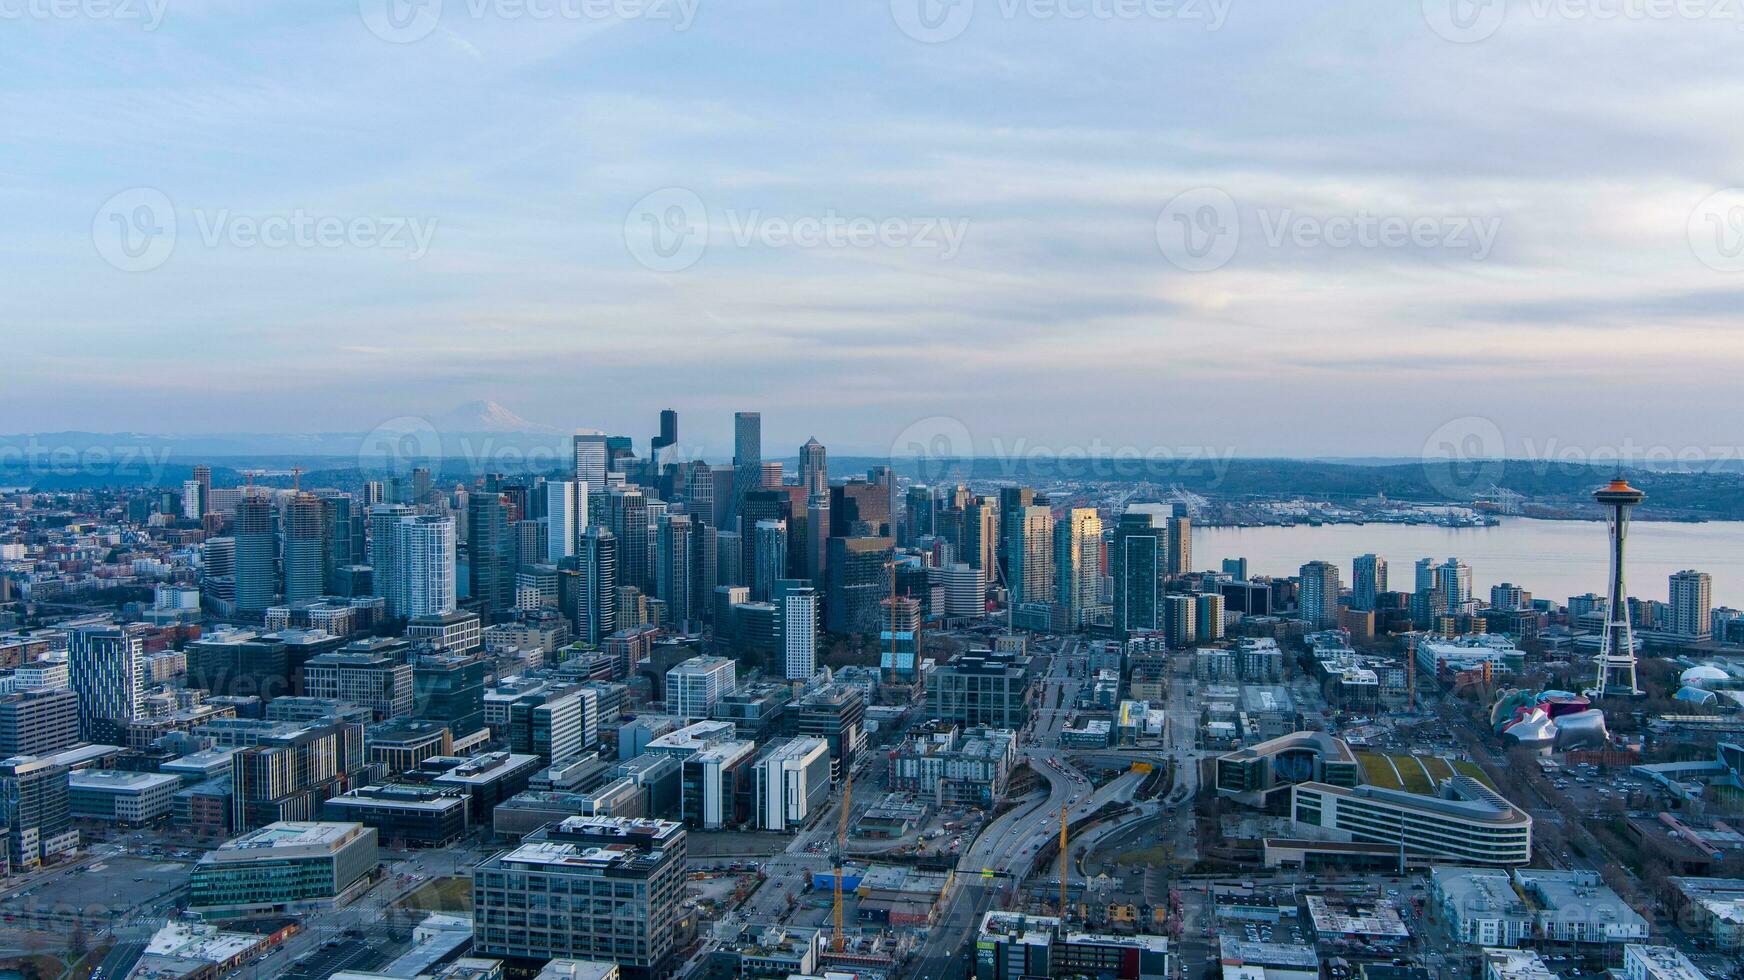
1193 517 1744 608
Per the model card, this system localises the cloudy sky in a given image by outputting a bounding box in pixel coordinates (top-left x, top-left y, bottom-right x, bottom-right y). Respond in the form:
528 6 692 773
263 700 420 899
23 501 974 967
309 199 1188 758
3 0 1742 459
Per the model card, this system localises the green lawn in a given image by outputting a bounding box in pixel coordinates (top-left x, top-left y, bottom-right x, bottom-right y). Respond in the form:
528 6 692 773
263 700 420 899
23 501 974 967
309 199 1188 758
1451 760 1496 789
1396 757 1434 795
1358 753 1404 790
396 876 472 913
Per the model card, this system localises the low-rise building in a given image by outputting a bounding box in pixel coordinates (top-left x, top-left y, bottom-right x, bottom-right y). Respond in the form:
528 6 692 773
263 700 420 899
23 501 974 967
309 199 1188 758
1623 944 1711 980
67 768 180 825
188 821 379 916
1290 776 1532 866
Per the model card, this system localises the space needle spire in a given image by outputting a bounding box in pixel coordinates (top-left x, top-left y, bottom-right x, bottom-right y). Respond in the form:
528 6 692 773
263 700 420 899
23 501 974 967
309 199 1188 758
1592 477 1646 697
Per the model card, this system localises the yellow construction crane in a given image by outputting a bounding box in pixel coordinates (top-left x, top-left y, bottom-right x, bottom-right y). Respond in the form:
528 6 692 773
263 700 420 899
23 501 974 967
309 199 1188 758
1058 802 1069 920
833 771 853 952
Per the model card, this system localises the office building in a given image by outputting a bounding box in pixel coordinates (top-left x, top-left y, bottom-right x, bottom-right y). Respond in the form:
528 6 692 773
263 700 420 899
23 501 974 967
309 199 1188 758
473 816 687 980
791 684 865 780
666 656 736 720
826 536 894 635
800 437 828 496
0 755 73 871
731 412 761 534
469 492 515 622
752 519 787 601
303 649 415 721
68 768 180 825
1289 775 1532 866
753 737 831 832
942 562 987 619
322 784 470 847
1166 511 1192 577
656 514 698 629
188 821 379 915
926 649 1032 729
573 433 608 500
546 479 581 561
0 689 80 757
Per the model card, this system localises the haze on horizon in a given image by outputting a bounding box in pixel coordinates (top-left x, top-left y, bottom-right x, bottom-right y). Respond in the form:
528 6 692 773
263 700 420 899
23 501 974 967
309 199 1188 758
4 0 1742 460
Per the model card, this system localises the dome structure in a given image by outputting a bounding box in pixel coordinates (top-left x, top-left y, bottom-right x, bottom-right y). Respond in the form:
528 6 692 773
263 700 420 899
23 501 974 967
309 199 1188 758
1681 665 1729 688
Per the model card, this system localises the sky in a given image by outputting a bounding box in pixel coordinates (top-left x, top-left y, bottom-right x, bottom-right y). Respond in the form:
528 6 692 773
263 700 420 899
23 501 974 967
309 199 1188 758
3 0 1742 459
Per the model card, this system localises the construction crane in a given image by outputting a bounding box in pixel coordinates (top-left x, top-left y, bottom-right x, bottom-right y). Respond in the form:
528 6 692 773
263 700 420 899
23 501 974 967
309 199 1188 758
1058 802 1069 920
832 771 853 952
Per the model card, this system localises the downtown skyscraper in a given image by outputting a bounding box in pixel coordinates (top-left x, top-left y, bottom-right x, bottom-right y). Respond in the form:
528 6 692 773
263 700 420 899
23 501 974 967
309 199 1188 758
1352 553 1388 612
233 495 277 613
469 492 515 622
1054 507 1103 629
731 411 761 532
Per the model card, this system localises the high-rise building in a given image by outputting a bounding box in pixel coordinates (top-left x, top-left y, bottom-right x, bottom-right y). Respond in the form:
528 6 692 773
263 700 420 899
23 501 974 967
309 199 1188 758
1352 554 1388 612
666 656 737 720
731 412 762 530
68 624 147 738
650 409 679 467
1414 558 1440 594
905 485 936 545
800 437 828 497
1196 591 1225 642
965 497 998 574
468 492 514 622
181 479 203 521
1299 560 1342 629
942 562 987 618
805 492 829 586
714 530 743 589
780 582 819 681
0 756 72 871
573 434 608 506
393 515 457 619
604 487 651 593
576 526 619 646
234 496 278 613
1006 503 1055 607
656 514 697 630
826 536 894 635
997 487 1035 583
1162 592 1197 648
1111 510 1165 635
0 690 79 757
1166 512 1192 577
1054 508 1102 629
1222 557 1249 580
1438 558 1473 615
545 479 579 561
280 493 326 608
1670 569 1713 640
752 519 788 601
318 492 364 596
192 464 212 515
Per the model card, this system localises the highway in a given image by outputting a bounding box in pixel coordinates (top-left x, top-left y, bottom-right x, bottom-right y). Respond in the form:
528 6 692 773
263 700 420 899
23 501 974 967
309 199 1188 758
913 637 1112 980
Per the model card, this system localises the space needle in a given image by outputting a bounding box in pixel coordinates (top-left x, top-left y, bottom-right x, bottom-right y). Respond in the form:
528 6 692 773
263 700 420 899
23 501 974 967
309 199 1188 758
1592 477 1646 698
